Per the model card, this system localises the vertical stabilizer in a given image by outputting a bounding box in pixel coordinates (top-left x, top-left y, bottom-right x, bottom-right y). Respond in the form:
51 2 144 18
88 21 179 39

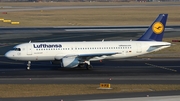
137 14 168 41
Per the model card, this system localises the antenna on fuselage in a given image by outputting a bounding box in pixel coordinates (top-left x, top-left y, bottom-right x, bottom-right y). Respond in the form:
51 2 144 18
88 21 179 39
29 40 31 43
102 39 104 42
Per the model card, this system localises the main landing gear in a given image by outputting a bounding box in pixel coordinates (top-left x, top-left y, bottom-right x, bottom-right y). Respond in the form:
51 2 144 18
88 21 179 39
85 64 93 70
85 61 93 70
27 61 31 70
84 61 93 70
78 64 93 70
78 61 93 70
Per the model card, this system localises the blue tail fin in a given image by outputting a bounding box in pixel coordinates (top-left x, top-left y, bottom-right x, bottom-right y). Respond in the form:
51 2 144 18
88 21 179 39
137 14 168 41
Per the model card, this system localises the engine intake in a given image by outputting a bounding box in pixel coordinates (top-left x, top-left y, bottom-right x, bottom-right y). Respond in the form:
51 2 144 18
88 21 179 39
61 58 79 68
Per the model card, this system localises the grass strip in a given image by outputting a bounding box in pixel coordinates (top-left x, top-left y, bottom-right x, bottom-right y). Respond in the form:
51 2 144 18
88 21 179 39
0 6 180 26
1 2 180 7
0 84 180 98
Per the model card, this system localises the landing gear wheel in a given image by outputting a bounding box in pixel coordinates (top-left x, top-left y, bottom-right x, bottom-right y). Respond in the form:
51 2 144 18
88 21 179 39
27 67 30 70
86 65 93 70
27 61 31 70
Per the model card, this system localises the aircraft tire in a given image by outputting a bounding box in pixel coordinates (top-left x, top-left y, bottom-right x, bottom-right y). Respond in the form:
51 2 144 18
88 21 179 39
27 67 30 70
86 65 93 70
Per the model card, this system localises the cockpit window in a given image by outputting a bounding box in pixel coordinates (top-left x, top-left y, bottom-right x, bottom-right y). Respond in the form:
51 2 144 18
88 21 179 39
12 48 21 51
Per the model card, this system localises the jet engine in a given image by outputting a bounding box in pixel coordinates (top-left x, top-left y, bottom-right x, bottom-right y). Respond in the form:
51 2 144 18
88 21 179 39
61 58 79 68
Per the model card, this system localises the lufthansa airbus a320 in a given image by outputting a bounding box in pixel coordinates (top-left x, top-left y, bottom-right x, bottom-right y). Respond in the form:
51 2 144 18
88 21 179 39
5 14 171 70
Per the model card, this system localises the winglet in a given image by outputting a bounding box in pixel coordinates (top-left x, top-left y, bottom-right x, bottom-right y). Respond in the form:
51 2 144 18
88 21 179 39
137 14 168 41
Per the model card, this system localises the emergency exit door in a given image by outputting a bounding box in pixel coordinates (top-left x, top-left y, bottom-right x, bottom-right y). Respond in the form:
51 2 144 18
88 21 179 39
27 43 32 55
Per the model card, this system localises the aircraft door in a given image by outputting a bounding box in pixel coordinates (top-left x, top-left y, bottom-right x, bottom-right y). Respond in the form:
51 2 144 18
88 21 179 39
136 43 142 53
27 43 32 55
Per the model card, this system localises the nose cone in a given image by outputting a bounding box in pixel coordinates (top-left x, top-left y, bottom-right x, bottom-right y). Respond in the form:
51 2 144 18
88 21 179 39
5 51 14 60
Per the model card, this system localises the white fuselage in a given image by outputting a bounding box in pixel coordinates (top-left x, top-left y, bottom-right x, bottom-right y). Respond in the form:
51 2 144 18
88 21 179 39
5 41 171 61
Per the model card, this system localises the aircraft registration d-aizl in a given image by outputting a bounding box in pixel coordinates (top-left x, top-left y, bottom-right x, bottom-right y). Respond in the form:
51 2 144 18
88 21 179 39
5 14 171 70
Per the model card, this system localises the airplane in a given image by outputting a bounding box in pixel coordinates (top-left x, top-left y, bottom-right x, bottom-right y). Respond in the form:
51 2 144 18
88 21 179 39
5 14 171 70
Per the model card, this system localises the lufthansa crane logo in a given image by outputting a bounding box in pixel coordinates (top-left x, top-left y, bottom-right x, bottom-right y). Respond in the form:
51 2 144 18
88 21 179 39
152 22 164 34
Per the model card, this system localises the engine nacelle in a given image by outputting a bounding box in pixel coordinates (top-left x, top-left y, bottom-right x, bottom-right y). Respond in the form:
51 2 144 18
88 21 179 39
61 58 79 68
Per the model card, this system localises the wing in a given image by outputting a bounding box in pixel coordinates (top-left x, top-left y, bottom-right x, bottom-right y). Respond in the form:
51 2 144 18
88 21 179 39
63 52 121 61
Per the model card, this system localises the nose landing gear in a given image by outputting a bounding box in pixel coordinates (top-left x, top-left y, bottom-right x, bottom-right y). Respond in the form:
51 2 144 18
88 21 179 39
27 61 31 70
